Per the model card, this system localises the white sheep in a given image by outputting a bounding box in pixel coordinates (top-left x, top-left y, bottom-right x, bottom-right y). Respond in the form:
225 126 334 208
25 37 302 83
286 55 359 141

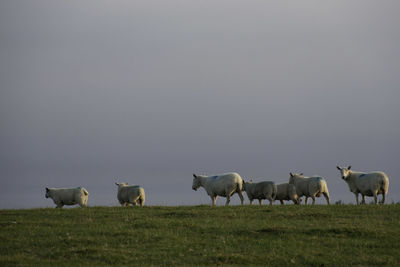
115 183 146 206
45 187 89 208
242 180 277 205
275 183 301 205
192 172 244 206
289 173 330 205
336 165 389 204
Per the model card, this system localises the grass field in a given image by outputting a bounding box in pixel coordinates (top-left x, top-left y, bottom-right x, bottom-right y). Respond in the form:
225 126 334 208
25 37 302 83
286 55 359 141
1 205 399 266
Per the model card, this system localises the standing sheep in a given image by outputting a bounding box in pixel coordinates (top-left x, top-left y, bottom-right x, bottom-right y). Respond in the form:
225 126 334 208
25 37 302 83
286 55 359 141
192 172 244 206
336 166 389 204
242 180 277 205
115 183 146 206
45 187 89 208
289 173 330 205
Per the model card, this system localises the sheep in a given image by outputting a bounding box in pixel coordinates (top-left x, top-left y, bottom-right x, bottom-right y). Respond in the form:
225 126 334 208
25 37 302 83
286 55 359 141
45 187 89 208
289 173 330 205
336 165 389 205
242 180 277 205
275 183 301 205
115 183 145 206
192 172 244 206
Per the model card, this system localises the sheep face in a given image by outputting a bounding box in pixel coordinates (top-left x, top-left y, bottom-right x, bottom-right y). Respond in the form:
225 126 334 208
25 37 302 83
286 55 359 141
45 188 50 198
337 166 352 180
289 173 303 184
242 181 252 191
289 175 294 184
115 182 128 188
242 182 247 191
192 174 201 191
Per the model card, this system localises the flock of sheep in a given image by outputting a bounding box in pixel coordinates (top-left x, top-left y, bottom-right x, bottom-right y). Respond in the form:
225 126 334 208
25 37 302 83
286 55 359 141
45 165 389 208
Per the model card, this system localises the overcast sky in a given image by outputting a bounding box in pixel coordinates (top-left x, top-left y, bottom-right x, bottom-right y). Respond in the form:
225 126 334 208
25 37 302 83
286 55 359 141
1 1 399 208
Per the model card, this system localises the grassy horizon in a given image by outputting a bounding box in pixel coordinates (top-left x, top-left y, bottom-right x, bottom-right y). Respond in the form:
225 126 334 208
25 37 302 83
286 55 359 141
1 205 399 266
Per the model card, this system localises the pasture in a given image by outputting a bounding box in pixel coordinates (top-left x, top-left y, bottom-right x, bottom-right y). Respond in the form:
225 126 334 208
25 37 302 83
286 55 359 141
1 205 399 266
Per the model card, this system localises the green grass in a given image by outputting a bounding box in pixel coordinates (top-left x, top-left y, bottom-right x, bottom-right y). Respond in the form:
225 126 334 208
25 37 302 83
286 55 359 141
1 205 400 266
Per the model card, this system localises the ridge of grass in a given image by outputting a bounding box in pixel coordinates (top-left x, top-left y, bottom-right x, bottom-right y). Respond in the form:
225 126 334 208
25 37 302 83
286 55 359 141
1 205 399 266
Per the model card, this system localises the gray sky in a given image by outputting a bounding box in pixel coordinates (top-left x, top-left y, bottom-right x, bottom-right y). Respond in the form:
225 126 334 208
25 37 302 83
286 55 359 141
1 1 399 208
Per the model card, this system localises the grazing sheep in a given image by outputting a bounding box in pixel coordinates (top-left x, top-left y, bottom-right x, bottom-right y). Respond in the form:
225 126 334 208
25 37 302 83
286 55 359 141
45 187 89 208
192 172 244 206
115 183 145 206
275 183 301 205
336 165 389 205
289 173 330 205
242 180 277 205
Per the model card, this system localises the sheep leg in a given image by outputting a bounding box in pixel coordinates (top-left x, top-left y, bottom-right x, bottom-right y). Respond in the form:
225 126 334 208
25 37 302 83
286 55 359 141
211 195 217 206
78 202 86 208
81 195 88 207
225 195 231 206
280 200 284 205
138 197 144 206
304 197 309 205
297 197 302 204
297 197 303 205
361 195 366 204
136 196 144 206
311 196 316 205
130 197 138 206
237 191 244 205
323 192 330 205
249 199 253 205
373 192 378 205
259 199 262 205
355 193 359 205
381 193 386 204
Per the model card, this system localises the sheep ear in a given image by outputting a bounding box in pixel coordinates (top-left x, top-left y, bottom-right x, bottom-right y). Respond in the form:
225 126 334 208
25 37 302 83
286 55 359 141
300 173 303 176
193 174 197 178
336 166 341 170
46 187 49 192
347 166 352 170
290 173 294 177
